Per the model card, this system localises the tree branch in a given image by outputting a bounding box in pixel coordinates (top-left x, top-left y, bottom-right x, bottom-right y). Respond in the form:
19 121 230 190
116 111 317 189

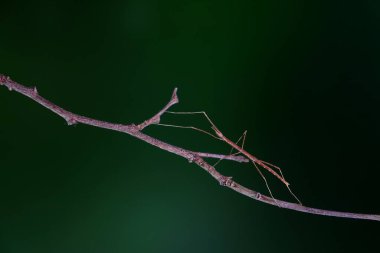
1 74 379 222
137 88 179 130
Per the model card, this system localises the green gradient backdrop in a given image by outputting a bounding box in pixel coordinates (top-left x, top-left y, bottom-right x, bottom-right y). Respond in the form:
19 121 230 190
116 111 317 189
1 0 379 252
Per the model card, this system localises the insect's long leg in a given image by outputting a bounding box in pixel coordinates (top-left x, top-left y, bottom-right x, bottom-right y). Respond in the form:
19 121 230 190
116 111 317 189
165 110 227 167
286 183 302 205
229 130 247 156
240 130 248 150
260 160 302 205
261 160 285 181
213 130 247 168
154 123 221 140
252 161 279 207
221 130 247 162
156 112 248 168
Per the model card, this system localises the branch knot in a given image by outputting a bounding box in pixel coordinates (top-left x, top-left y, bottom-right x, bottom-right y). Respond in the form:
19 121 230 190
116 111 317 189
219 176 233 187
66 118 77 126
0 74 10 84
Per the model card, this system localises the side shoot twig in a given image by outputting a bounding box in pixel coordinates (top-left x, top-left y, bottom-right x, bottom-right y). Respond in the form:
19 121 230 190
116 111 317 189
1 74 379 222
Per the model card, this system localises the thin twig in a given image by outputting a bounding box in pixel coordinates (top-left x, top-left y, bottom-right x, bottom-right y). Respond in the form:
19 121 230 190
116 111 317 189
137 88 179 130
194 152 249 163
1 74 379 222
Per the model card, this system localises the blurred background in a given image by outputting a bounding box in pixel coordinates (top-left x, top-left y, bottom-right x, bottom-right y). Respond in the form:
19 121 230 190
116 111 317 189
1 0 379 252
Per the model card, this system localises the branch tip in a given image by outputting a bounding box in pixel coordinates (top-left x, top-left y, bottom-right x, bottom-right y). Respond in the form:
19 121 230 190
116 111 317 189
0 74 9 83
171 87 179 104
137 87 179 130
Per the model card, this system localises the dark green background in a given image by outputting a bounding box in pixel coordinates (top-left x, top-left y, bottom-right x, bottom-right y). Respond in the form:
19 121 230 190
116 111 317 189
1 0 379 252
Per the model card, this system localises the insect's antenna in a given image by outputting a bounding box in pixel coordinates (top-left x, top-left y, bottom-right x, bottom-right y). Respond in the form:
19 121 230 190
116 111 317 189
252 161 280 207
166 111 218 129
229 130 247 156
261 160 302 205
154 123 222 140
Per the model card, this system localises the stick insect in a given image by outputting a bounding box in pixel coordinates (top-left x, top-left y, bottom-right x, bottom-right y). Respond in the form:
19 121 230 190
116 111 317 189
156 111 302 205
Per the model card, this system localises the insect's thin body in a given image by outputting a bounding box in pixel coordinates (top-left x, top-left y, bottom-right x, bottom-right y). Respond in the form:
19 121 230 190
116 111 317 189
163 111 301 204
212 125 289 186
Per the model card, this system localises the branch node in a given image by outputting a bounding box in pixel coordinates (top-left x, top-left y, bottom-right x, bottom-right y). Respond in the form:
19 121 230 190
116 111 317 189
33 86 38 95
152 117 161 125
219 176 233 187
137 88 179 130
0 74 10 84
66 118 77 126
129 124 140 132
187 153 196 163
